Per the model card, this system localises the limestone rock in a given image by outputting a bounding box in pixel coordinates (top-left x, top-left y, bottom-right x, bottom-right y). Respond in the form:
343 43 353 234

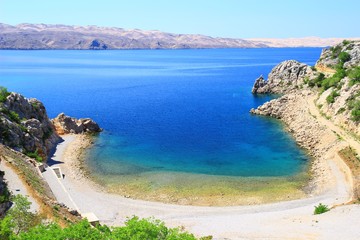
0 93 60 158
251 75 266 93
52 113 102 135
252 60 314 94
316 40 360 71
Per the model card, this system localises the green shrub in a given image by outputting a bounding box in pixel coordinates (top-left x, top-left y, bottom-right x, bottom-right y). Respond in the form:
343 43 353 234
314 203 330 215
338 51 351 63
308 73 325 88
342 40 350 45
349 100 360 121
0 87 10 103
8 216 206 240
348 66 360 86
9 111 21 124
337 107 346 114
25 149 43 162
330 45 342 59
326 90 340 104
321 68 346 90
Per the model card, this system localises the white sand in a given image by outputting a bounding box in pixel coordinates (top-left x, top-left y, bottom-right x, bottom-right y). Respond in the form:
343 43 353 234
42 132 360 240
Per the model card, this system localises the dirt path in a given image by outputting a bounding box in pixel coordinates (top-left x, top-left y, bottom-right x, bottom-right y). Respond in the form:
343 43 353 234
0 161 39 213
308 95 360 156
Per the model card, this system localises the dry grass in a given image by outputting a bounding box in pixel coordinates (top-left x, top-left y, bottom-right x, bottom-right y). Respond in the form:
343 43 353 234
338 146 360 201
0 144 80 225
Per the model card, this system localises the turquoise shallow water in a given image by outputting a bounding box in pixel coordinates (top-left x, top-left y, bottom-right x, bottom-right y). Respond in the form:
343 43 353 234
0 48 321 178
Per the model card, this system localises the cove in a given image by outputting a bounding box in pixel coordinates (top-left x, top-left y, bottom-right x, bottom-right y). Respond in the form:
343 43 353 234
0 48 321 204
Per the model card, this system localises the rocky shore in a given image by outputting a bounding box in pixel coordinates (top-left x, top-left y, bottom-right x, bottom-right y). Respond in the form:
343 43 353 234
250 40 360 198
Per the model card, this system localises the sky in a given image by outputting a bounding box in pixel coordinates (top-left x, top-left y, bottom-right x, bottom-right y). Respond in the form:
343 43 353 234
0 0 359 38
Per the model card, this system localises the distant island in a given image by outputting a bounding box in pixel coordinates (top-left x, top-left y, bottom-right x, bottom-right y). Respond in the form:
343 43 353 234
0 23 358 50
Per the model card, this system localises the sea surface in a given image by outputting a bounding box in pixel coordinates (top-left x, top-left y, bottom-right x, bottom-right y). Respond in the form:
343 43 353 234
0 48 322 203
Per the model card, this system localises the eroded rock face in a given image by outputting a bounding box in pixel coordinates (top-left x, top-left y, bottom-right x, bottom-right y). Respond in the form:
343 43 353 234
251 75 266 93
252 60 314 94
250 90 337 157
52 113 102 135
316 40 360 70
0 93 60 158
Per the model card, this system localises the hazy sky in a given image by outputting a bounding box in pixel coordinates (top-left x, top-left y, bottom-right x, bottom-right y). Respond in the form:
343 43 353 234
0 0 358 38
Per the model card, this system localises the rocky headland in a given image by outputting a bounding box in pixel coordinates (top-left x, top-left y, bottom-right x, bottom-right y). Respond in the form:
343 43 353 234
0 89 101 161
0 88 102 218
251 40 360 198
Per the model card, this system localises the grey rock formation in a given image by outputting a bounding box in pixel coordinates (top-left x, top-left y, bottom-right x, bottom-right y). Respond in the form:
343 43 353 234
0 93 60 158
251 75 267 93
250 90 337 160
0 23 267 50
52 113 102 135
251 40 360 136
316 40 360 71
252 60 314 94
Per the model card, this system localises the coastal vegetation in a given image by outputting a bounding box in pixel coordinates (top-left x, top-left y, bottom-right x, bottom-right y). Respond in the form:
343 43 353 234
0 195 206 240
0 87 10 103
314 203 330 215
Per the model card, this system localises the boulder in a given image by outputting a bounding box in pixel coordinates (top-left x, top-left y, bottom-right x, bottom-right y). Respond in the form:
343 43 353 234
52 113 102 135
251 75 267 93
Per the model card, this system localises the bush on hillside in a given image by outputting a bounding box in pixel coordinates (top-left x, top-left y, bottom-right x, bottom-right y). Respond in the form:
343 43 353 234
0 87 10 103
326 90 340 104
338 51 351 63
348 66 360 86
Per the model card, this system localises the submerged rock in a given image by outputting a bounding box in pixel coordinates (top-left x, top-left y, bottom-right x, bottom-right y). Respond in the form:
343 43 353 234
52 113 102 135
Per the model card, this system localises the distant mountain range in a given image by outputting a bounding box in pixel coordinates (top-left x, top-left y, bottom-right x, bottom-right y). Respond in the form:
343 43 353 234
0 23 358 50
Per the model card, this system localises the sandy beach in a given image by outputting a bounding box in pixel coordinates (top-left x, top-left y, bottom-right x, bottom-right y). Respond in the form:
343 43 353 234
42 120 360 240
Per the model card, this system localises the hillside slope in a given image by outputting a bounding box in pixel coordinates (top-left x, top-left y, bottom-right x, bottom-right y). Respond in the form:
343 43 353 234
0 23 265 49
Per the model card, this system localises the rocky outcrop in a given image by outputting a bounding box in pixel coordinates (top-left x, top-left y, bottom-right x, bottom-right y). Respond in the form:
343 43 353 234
89 39 108 50
315 76 360 135
52 113 101 135
250 91 337 157
251 75 267 93
0 93 60 159
0 91 102 161
316 40 360 70
252 60 315 94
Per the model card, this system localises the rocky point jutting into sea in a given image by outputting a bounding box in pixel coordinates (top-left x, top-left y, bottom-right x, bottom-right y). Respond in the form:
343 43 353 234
1 40 360 239
251 40 360 198
0 89 101 217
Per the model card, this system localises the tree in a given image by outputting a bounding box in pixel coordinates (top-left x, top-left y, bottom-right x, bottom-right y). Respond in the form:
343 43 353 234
6 195 39 235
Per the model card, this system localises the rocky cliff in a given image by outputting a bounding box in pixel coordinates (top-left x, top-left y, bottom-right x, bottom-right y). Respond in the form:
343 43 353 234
250 41 360 196
251 40 360 136
252 60 315 94
0 92 60 160
0 89 101 162
316 40 360 71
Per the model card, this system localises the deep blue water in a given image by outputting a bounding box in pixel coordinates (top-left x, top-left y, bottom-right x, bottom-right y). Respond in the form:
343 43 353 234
0 48 321 177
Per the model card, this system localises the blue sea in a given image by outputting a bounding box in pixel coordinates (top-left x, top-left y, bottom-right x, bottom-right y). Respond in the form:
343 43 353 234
0 48 321 180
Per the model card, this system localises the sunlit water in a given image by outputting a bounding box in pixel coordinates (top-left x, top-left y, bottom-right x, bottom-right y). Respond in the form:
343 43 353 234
0 48 321 203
